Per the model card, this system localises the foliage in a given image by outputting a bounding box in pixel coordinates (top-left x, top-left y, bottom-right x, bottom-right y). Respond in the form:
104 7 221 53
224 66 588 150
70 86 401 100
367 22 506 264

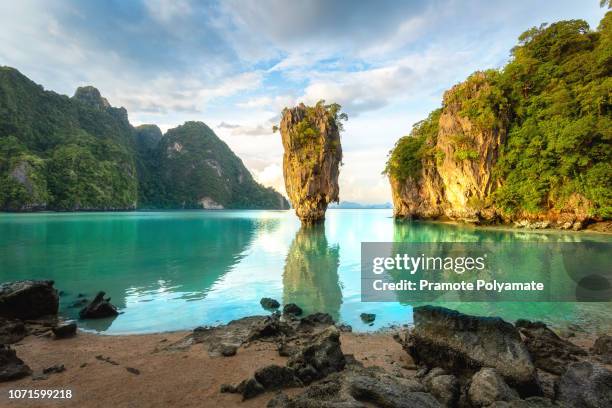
384 109 441 181
387 12 612 219
151 121 288 209
494 12 612 217
0 67 288 211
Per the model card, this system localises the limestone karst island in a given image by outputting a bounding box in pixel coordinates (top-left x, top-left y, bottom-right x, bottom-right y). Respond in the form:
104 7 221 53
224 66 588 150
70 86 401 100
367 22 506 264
0 2 611 408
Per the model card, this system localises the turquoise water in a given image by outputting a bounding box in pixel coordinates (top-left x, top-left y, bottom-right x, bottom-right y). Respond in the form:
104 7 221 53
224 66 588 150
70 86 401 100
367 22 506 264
0 209 610 334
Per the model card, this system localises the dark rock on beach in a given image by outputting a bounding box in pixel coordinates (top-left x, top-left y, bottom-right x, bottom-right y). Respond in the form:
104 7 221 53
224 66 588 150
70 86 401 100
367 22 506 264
79 292 119 319
402 306 540 396
260 298 280 310
287 326 345 385
469 367 520 407
0 318 26 344
268 362 441 408
515 319 586 374
43 364 65 375
282 303 303 316
0 345 32 382
591 334 612 364
52 321 77 339
254 365 302 391
555 361 612 408
0 280 59 319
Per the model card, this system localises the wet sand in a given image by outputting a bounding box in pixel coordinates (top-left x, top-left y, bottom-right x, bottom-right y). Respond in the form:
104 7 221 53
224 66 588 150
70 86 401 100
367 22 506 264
0 330 407 408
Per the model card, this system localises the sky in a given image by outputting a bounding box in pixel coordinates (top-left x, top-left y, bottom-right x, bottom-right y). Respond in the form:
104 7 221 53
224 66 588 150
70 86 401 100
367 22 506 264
0 0 607 203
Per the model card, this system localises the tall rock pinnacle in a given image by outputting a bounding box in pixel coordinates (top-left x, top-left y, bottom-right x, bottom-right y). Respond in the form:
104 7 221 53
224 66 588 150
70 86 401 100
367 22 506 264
278 101 346 225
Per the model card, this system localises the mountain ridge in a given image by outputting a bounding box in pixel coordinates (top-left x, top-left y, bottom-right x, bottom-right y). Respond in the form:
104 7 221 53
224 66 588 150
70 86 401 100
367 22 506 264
0 67 289 211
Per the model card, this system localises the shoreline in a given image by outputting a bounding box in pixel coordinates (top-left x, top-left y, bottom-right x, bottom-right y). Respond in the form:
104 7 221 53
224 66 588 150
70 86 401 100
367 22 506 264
1 311 610 408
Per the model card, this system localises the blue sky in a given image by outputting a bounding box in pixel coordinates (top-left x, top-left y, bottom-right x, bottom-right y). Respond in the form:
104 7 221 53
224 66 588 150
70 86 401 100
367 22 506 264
0 0 607 203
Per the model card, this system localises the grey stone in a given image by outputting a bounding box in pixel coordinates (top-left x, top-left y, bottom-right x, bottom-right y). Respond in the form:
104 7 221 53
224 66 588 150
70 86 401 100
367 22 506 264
469 368 520 407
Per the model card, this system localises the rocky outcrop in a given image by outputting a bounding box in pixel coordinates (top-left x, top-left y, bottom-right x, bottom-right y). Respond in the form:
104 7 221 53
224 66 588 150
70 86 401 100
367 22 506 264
0 318 26 344
591 334 612 364
515 319 586 374
388 70 601 228
0 345 31 382
469 368 520 407
279 102 343 224
268 362 442 408
555 361 612 408
400 306 540 396
79 292 119 319
0 280 59 319
389 72 508 223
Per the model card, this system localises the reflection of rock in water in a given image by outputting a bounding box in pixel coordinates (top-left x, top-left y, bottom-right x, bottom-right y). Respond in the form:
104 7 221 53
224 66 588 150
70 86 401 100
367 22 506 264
283 225 342 320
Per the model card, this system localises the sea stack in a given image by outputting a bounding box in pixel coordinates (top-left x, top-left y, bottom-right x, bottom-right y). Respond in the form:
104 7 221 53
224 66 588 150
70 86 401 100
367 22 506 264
279 101 345 225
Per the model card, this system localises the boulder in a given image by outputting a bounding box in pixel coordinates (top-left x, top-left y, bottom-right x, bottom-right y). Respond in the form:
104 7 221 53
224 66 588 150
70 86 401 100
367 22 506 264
0 345 32 381
0 318 26 344
591 334 612 364
287 326 346 384
429 374 460 407
268 364 441 408
283 303 303 316
254 365 302 390
236 378 266 400
469 368 520 407
360 313 376 324
246 313 293 342
555 361 612 408
79 292 118 319
52 321 77 339
404 306 539 395
260 298 280 310
0 280 59 319
515 319 586 374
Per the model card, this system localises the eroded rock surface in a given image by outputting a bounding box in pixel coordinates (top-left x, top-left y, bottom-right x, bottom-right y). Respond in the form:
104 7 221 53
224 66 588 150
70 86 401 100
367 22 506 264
0 280 59 319
515 319 586 374
267 362 441 408
279 102 343 224
79 292 119 319
400 306 539 396
0 345 32 382
555 361 612 408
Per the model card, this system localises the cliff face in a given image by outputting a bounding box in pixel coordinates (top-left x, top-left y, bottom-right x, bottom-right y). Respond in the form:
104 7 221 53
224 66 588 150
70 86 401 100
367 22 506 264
390 72 588 227
280 102 343 224
389 13 612 229
391 73 508 222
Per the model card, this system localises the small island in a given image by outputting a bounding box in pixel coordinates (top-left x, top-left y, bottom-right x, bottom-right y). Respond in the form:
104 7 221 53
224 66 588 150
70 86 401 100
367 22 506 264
277 101 346 225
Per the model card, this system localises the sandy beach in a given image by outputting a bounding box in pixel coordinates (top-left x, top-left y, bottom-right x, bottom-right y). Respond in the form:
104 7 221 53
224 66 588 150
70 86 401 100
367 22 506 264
0 328 408 408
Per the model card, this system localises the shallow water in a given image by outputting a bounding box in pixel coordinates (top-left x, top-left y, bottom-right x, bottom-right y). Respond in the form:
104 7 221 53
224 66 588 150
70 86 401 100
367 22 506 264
0 209 610 334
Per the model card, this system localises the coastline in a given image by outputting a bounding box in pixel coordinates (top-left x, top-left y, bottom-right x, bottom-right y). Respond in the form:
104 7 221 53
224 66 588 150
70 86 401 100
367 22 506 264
0 327 406 408
1 314 609 408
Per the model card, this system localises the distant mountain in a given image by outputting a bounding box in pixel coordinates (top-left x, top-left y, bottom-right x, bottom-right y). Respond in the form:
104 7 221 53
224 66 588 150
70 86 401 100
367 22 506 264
0 67 288 211
328 201 392 209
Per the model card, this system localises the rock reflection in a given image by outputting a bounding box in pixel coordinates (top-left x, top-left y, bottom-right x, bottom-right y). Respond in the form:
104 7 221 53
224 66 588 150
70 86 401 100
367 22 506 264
283 224 342 320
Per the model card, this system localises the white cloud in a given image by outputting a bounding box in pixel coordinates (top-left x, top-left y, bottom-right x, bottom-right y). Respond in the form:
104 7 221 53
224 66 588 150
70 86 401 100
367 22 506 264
144 0 192 23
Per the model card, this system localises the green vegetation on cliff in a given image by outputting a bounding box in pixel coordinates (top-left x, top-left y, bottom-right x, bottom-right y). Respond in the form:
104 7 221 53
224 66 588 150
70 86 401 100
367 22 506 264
0 67 288 211
384 109 441 181
387 11 611 219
